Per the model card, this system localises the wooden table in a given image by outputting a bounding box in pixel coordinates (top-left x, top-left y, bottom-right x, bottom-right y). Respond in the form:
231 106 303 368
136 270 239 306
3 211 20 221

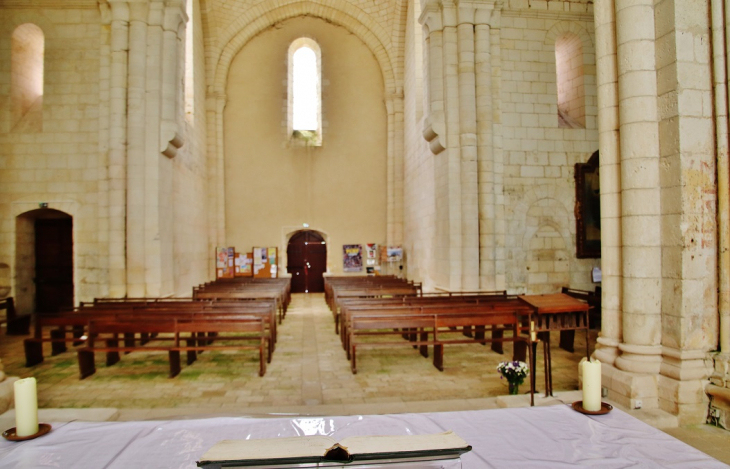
518 293 590 403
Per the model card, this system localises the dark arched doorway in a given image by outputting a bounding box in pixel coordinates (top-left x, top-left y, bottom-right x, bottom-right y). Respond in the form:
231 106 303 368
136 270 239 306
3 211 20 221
16 209 74 314
287 230 326 293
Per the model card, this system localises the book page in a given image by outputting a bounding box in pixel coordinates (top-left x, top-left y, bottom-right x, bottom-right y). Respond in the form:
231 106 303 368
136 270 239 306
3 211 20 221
339 431 469 456
200 435 337 462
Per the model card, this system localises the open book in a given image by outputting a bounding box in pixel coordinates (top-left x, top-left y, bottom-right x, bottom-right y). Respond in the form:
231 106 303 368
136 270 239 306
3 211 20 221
197 431 472 468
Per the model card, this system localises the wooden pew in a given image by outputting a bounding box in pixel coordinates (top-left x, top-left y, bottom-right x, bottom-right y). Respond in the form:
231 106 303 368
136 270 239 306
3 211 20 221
77 317 267 379
338 293 512 353
25 302 275 366
347 304 531 375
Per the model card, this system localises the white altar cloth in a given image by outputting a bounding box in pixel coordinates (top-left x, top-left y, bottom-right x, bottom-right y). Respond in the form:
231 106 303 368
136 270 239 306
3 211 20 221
0 405 726 468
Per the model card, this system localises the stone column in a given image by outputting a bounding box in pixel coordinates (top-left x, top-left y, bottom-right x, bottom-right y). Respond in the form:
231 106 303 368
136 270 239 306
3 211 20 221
490 12 505 291
144 1 165 297
386 96 396 245
613 0 663 375
457 5 479 290
593 0 622 365
655 0 716 423
420 3 446 155
475 6 494 290
442 0 463 289
107 0 129 298
97 2 112 296
125 2 148 297
713 0 730 357
206 90 227 277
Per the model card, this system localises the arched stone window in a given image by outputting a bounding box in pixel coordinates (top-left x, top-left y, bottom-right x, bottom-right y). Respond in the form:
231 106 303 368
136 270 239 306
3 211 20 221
555 32 584 129
11 23 44 132
288 38 322 146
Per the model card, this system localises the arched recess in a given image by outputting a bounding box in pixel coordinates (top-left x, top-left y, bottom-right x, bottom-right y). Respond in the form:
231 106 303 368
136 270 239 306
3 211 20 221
212 2 396 95
11 23 44 132
544 21 595 129
15 208 74 315
286 229 328 293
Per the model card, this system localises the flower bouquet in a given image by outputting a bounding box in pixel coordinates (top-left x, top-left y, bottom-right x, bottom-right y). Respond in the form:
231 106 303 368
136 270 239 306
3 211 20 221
497 360 529 395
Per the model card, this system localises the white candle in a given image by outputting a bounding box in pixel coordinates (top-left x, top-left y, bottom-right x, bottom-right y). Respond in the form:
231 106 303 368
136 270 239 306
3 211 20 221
581 359 602 412
530 321 537 342
14 377 39 437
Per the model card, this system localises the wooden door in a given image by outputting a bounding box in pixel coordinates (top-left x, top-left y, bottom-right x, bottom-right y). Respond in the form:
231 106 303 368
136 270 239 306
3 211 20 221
35 218 74 313
287 231 326 293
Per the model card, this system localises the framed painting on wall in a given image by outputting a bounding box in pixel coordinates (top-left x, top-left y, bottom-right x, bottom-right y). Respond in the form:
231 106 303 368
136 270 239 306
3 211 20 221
575 151 601 258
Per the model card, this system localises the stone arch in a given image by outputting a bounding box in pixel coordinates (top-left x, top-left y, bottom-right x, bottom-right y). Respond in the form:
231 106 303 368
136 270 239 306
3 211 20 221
544 20 593 50
212 1 396 95
282 226 331 274
521 197 573 254
13 206 76 315
512 185 575 238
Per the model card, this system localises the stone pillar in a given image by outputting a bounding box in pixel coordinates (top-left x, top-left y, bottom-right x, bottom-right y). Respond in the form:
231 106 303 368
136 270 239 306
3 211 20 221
490 12 505 291
206 90 227 277
475 8 495 290
144 1 165 297
457 5 479 290
125 2 148 297
713 0 730 358
655 0 716 424
386 96 396 245
442 0 463 290
97 2 112 296
107 0 129 298
593 0 622 365
420 3 446 155
613 0 663 379
391 92 405 247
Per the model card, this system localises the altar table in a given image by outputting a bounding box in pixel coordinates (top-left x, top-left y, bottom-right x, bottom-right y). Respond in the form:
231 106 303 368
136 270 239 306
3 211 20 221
519 293 591 400
0 405 725 468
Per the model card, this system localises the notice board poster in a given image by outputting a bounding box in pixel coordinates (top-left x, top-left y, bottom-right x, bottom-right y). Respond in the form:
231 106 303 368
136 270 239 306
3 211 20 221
235 252 253 277
343 244 363 272
216 247 235 279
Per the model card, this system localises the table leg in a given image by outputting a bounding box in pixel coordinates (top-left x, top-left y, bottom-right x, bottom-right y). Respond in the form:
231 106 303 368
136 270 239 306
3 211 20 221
530 340 537 406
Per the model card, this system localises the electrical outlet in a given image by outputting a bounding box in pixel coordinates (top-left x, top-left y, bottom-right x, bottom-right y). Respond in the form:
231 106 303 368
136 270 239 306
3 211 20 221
601 386 608 398
634 400 643 409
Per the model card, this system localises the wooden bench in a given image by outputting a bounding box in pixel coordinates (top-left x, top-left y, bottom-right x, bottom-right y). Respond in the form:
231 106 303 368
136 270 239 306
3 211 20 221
77 317 267 379
338 293 513 353
25 303 275 366
347 307 531 377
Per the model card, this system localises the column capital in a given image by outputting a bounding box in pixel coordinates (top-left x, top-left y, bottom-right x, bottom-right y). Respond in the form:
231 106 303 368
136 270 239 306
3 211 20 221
163 0 187 32
419 1 443 33
107 0 130 22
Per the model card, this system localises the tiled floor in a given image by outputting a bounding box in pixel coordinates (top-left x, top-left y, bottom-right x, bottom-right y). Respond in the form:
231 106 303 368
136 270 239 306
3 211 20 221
1 293 728 464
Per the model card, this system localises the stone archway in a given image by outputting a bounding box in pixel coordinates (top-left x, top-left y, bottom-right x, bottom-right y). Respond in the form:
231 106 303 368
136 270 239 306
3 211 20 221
15 208 73 315
287 230 327 293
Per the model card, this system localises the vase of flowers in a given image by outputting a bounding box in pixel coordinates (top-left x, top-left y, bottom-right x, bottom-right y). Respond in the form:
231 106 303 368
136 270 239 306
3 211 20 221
497 361 529 395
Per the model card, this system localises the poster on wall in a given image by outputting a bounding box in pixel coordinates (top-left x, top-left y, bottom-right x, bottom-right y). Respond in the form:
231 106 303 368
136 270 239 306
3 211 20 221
343 244 363 272
216 247 227 269
386 246 403 262
365 243 378 260
215 247 235 279
268 247 277 266
253 248 264 266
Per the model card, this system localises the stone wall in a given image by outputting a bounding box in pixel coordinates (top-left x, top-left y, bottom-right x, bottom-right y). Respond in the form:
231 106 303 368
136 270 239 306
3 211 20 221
223 16 388 275
0 6 105 311
403 0 437 289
